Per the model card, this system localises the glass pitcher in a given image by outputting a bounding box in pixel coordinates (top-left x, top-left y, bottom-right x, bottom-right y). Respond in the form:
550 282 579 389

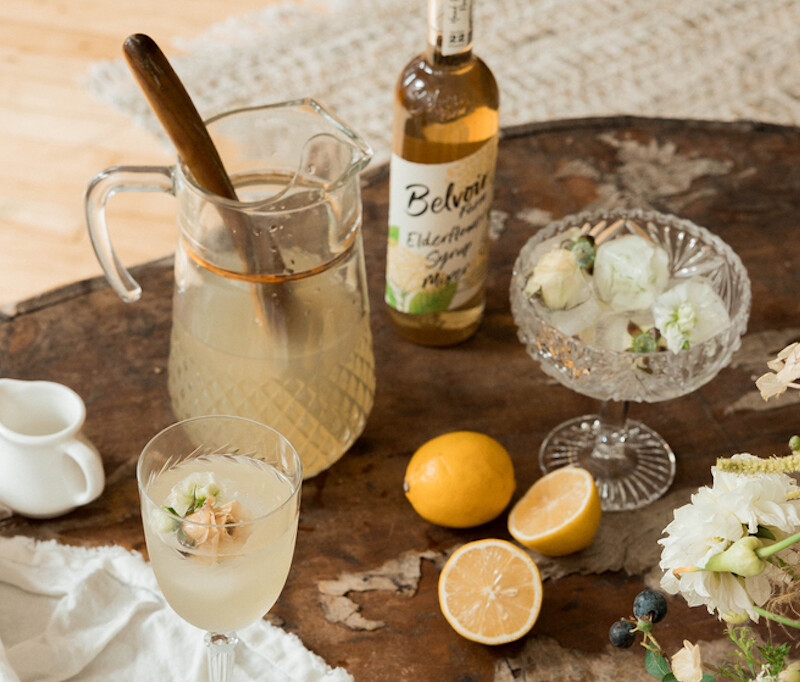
86 99 375 478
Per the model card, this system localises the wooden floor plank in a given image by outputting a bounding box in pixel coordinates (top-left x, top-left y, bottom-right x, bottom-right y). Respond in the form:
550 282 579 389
0 0 272 306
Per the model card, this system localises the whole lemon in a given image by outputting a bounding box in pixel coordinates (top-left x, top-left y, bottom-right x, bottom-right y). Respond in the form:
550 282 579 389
403 431 516 528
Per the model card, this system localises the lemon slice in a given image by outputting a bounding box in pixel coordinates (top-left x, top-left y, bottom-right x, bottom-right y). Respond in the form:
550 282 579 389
438 538 542 645
507 466 602 557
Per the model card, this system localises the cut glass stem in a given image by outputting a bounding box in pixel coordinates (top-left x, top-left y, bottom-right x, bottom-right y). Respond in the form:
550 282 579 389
539 401 676 512
206 631 239 682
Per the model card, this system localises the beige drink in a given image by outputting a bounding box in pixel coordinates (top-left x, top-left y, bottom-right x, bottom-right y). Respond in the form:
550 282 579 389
142 454 299 633
168 246 375 478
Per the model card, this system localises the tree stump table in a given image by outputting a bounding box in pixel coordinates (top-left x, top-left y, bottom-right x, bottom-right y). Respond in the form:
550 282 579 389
2 116 800 680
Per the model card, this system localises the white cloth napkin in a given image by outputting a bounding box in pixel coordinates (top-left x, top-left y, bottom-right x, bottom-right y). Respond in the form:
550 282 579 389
0 535 352 682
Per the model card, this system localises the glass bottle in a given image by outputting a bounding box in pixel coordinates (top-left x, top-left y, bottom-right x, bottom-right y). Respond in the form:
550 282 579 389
385 0 499 346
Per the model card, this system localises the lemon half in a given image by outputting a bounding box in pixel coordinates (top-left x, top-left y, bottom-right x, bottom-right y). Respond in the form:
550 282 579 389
507 466 602 557
439 538 542 645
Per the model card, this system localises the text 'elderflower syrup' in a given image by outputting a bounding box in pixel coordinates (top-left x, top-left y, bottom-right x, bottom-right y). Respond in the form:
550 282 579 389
385 0 499 346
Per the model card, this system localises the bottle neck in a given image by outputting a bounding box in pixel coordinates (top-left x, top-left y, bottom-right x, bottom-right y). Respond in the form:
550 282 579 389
426 0 474 65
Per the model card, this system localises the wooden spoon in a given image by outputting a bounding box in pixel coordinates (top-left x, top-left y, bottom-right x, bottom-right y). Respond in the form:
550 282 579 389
122 33 287 334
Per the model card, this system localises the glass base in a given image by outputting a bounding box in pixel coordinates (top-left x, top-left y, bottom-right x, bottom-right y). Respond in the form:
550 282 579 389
539 414 676 512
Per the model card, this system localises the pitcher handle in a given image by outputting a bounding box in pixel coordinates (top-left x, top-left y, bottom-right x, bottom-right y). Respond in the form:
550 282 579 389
85 165 175 302
64 440 105 506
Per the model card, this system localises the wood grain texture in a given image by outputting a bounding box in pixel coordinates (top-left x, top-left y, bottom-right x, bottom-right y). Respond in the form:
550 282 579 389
2 117 799 680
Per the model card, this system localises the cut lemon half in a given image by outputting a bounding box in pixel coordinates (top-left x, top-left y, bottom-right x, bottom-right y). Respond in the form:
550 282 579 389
507 466 602 557
438 538 542 645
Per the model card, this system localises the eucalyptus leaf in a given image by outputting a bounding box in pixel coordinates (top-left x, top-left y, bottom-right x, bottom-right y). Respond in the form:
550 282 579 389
645 649 670 678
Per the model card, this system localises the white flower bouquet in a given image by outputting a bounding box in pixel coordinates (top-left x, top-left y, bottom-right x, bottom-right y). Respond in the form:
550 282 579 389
608 343 800 681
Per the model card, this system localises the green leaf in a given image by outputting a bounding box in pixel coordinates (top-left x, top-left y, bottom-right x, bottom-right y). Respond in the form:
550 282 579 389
645 649 670 679
661 674 677 682
388 225 399 246
700 674 716 682
407 282 457 314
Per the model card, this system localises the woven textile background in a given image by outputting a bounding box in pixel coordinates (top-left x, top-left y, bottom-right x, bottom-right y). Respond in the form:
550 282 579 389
88 0 800 166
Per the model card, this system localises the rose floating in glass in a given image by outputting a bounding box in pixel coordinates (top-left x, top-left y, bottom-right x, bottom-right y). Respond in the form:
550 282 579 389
510 208 751 511
137 415 302 681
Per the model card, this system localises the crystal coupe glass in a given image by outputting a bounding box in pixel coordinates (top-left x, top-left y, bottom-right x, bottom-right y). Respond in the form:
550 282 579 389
137 415 302 680
510 208 751 511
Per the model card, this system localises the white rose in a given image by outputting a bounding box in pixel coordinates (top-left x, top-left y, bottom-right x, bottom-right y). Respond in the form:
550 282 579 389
525 248 591 310
593 235 669 311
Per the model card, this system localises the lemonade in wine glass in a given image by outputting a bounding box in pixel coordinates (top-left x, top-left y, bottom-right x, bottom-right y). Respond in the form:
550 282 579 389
137 415 302 681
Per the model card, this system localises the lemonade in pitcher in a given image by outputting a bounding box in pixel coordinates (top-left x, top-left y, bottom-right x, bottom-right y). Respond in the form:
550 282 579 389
168 226 375 479
86 100 376 478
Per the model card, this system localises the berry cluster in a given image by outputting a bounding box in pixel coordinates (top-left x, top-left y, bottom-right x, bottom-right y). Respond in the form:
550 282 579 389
609 588 668 649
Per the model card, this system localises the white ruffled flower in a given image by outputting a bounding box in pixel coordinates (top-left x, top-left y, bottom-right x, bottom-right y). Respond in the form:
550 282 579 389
525 248 591 310
652 278 730 353
659 457 800 621
593 234 669 311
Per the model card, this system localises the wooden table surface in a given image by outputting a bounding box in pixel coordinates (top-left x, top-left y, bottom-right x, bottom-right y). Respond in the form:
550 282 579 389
2 116 799 681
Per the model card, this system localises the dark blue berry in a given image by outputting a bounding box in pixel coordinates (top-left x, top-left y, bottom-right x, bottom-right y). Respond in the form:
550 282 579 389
608 620 636 648
633 589 667 623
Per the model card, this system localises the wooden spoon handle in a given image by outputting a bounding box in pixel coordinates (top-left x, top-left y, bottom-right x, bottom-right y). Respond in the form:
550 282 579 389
121 33 290 339
122 33 238 201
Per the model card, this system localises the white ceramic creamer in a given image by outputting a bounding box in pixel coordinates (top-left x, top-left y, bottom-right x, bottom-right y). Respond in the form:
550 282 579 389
0 379 105 518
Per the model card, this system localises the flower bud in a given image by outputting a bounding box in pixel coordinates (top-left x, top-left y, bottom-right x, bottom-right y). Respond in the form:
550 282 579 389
780 661 800 682
671 640 703 682
704 536 765 578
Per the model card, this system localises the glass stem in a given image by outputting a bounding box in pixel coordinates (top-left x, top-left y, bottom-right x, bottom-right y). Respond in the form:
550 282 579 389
592 401 629 461
205 631 238 682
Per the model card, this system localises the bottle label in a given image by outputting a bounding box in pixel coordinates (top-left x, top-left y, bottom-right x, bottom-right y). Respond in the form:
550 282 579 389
440 0 473 56
385 138 497 315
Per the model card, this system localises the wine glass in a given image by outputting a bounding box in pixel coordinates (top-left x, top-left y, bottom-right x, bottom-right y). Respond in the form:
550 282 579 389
510 208 751 511
137 415 302 681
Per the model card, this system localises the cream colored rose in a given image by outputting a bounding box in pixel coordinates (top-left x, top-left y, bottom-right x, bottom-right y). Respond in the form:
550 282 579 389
525 248 591 310
780 661 800 681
